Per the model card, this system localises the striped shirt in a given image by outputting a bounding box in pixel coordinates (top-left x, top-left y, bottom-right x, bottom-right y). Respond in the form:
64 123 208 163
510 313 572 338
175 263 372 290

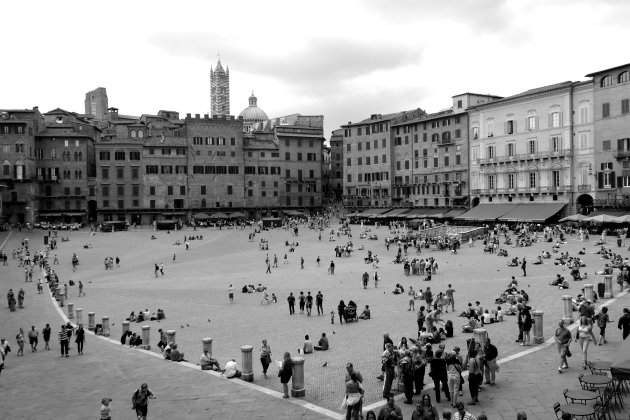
58 329 68 342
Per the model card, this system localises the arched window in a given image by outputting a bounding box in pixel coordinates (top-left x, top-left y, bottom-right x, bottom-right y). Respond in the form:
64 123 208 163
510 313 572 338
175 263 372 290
601 75 612 87
201 198 207 208
78 152 83 161
74 151 79 161
619 71 630 83
2 161 10 177
130 130 136 138
138 130 144 138
78 170 82 179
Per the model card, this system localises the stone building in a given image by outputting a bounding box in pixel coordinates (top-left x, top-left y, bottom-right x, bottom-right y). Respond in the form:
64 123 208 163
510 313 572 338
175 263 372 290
585 63 630 211
210 59 230 117
0 107 45 224
239 92 268 133
329 128 344 201
84 87 109 120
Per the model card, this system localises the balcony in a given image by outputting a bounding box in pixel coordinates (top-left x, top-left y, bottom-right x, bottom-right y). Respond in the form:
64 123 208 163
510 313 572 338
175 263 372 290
478 149 573 166
614 151 630 160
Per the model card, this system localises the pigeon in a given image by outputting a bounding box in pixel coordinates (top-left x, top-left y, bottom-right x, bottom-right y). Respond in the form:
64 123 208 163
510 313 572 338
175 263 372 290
322 362 327 367
332 331 335 335
207 319 212 323
111 322 115 326
186 324 190 327
180 325 185 328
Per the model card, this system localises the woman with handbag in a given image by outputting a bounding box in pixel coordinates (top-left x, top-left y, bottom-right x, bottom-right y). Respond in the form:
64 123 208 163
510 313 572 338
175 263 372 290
278 352 293 398
260 339 271 378
344 372 363 420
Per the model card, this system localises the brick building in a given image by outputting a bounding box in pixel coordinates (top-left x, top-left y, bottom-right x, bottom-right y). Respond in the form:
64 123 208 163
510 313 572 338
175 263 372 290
329 129 344 202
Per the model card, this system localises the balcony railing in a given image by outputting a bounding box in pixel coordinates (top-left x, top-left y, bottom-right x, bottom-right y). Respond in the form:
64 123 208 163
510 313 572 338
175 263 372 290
614 151 630 160
477 149 573 165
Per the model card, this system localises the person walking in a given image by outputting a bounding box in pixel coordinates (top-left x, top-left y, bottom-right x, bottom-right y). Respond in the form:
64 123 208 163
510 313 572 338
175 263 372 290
344 363 364 420
467 348 482 405
596 306 611 345
554 320 572 372
78 281 85 297
329 260 335 275
132 383 156 420
228 284 234 303
429 349 450 403
306 292 313 316
75 324 85 355
338 300 346 324
43 324 51 350
483 338 498 385
446 284 456 312
27 326 39 352
279 352 293 398
300 257 304 269
59 324 69 357
577 315 597 369
260 339 271 378
446 351 462 407
618 307 630 339
399 350 415 404
298 292 306 314
316 291 324 315
15 328 25 356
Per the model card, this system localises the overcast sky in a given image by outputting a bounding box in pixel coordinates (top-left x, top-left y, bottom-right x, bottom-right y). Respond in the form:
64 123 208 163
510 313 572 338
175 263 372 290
1 0 628 139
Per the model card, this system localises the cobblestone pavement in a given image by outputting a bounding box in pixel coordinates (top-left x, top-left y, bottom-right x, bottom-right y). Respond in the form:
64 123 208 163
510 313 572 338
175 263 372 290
1 226 629 419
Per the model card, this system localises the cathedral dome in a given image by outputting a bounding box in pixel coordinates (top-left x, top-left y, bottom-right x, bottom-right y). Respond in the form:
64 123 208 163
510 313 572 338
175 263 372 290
239 92 268 122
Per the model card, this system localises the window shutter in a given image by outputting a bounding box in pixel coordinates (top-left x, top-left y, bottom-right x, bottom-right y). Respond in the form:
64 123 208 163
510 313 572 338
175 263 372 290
548 114 552 128
513 120 517 134
618 176 623 188
610 172 616 188
618 139 625 151
598 172 604 189
559 112 563 127
504 122 507 135
535 116 539 130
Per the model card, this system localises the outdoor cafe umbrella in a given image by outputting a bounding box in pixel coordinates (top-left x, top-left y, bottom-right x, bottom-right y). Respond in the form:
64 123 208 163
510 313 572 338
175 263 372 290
584 214 622 224
611 335 630 380
559 214 588 223
610 214 630 224
210 212 229 219
193 213 211 219
228 211 245 218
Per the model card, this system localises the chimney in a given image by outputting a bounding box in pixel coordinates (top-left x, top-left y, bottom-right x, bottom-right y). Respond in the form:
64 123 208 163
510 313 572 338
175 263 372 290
195 114 200 119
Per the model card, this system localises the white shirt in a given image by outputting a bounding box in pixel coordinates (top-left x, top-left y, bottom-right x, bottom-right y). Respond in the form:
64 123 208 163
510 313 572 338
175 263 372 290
224 360 239 378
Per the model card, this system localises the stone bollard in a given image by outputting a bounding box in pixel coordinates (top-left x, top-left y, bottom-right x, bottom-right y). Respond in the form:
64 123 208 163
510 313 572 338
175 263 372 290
290 357 305 397
58 291 65 307
76 308 83 325
604 275 614 299
473 328 488 347
241 345 254 382
140 325 151 350
166 330 176 345
532 310 544 344
88 312 95 331
202 337 213 354
67 302 74 319
584 284 594 302
122 321 130 334
562 295 573 325
102 316 110 337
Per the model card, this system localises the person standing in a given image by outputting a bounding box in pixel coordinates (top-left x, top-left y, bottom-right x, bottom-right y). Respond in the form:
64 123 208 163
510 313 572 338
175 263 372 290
515 304 524 343
59 325 69 357
316 291 324 315
115 256 120 268
100 397 112 420
482 338 498 385
429 349 450 403
300 257 304 269
159 262 164 276
445 284 456 312
521 257 527 276
521 306 533 346
377 395 402 420
329 260 335 275
417 306 426 337
399 350 414 404
273 254 278 268
287 292 296 315
260 339 271 378
298 292 306 314
467 349 482 405
279 352 293 398
382 343 396 399
596 306 611 345
316 256 321 266
446 351 462 407
577 315 597 369
338 300 346 324
266 262 271 274
132 383 156 420
618 308 630 339
154 263 159 277
15 328 25 356
43 324 51 350
27 326 39 352
344 364 364 420
554 320 572 372
75 324 85 355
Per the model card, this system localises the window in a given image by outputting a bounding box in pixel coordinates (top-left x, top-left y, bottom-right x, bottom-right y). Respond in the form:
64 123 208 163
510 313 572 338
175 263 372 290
551 136 560 152
487 120 494 137
99 151 110 161
579 104 590 124
130 151 140 160
619 72 630 83
50 149 56 159
117 185 124 196
357 143 362 151
346 144 351 152
579 132 589 149
117 167 124 179
131 167 139 179
527 116 536 131
358 157 362 166
347 174 352 182
488 175 495 190
382 154 387 163
507 143 515 157
603 140 611 151
382 138 386 147
454 129 461 138
150 200 155 209
149 186 156 195
487 145 495 159
167 186 173 195
455 154 461 165
132 185 139 197
433 157 438 168
115 151 125 160
444 156 449 166
161 166 173 174
603 172 612 187
507 173 515 189
179 186 185 195
601 75 612 87
603 103 610 118
102 200 109 208
101 167 109 179
102 185 109 197
622 99 630 115
506 119 515 135
552 170 560 187
529 173 537 188
551 112 560 128
528 140 536 155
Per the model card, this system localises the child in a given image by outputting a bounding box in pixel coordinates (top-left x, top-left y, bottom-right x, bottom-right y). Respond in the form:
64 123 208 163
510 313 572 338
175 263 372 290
100 397 112 420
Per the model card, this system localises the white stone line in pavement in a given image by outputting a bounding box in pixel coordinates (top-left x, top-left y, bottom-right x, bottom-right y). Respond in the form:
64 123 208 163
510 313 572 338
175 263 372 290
362 287 630 414
47 281 343 419
0 229 14 250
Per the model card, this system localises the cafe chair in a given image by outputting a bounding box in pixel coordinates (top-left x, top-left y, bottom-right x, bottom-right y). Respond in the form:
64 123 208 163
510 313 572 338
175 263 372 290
587 361 608 376
579 374 594 391
594 388 615 420
553 402 563 419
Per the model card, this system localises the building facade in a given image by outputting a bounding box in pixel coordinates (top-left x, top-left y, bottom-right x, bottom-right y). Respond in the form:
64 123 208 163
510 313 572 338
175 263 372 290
210 60 230 117
585 63 630 210
468 82 594 216
329 129 344 202
84 88 109 120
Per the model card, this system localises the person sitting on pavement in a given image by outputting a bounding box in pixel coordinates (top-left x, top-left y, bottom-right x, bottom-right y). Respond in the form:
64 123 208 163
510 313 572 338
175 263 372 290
358 305 371 320
550 274 564 287
129 333 142 347
303 335 314 354
222 359 242 378
314 333 329 351
200 349 221 371
169 343 187 362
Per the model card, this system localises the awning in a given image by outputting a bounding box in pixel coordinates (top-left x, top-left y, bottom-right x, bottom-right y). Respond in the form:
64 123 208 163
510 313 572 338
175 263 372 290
62 212 86 217
498 204 566 223
162 212 185 216
589 209 630 217
378 208 412 218
611 333 630 380
444 209 466 218
357 208 390 217
455 204 517 221
405 208 449 218
39 213 63 217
